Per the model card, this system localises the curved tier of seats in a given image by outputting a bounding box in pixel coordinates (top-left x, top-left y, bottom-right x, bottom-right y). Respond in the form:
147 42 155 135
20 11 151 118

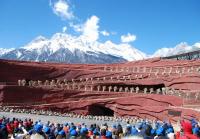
0 58 200 122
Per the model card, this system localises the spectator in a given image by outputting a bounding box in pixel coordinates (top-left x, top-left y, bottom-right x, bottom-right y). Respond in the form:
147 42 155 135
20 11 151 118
166 128 175 139
69 129 78 139
30 124 45 139
178 121 199 139
43 126 56 139
1 112 200 139
0 122 8 139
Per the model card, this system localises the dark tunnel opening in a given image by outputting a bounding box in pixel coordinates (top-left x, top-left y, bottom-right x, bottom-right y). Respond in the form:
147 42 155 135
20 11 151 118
88 104 114 116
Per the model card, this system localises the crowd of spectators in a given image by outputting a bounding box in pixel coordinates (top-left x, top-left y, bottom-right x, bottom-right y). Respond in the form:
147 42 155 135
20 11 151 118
0 114 200 139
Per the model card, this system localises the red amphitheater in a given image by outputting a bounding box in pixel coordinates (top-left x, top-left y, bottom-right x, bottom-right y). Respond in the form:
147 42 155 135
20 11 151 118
1 52 200 122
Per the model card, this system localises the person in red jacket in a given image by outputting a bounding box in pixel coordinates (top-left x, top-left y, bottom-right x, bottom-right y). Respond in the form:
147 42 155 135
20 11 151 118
6 123 13 134
13 120 19 129
178 120 199 139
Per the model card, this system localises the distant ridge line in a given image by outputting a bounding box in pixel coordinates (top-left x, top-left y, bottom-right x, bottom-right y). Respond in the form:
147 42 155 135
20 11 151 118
163 49 200 60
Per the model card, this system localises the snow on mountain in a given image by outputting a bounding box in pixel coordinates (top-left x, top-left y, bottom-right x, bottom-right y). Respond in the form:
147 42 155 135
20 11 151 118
97 41 146 61
26 33 146 61
0 33 146 63
194 42 200 48
0 48 14 56
23 36 48 50
1 34 200 63
152 42 200 57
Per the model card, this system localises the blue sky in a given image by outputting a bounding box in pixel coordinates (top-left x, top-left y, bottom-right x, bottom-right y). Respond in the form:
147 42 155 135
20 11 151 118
0 0 199 54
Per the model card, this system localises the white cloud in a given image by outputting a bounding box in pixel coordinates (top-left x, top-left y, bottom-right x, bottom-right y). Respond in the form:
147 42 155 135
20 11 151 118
69 16 100 42
100 30 110 36
81 15 100 42
51 0 74 20
62 26 67 32
69 22 82 32
121 33 136 43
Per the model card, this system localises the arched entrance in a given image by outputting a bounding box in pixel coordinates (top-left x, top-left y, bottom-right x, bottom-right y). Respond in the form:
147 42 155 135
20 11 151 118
88 104 114 116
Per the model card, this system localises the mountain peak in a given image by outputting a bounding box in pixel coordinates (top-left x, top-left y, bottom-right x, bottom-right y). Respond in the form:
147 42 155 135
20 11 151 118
0 32 146 63
32 35 47 43
152 42 200 57
51 33 68 39
23 36 48 50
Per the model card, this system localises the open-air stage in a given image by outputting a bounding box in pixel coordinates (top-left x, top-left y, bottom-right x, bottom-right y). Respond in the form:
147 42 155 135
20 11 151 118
1 57 200 122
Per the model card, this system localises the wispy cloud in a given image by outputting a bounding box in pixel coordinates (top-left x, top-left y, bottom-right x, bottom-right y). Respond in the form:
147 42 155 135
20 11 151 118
121 33 136 43
50 1 137 45
69 22 82 32
50 0 74 20
100 30 110 36
62 26 67 32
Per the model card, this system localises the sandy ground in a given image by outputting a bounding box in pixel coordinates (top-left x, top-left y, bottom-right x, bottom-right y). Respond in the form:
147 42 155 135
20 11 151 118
0 111 127 127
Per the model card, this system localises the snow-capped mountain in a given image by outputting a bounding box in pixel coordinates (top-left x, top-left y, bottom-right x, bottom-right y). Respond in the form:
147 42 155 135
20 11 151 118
0 48 14 56
1 32 199 63
0 33 146 64
152 42 200 57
